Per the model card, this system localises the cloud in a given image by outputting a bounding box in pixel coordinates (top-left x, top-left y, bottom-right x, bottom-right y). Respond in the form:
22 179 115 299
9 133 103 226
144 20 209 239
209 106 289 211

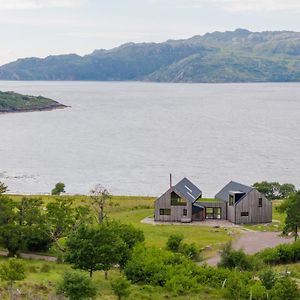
0 0 85 10
175 0 300 12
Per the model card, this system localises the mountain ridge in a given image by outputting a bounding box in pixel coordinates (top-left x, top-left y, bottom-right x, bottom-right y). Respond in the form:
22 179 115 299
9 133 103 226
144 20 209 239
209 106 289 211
1 29 300 83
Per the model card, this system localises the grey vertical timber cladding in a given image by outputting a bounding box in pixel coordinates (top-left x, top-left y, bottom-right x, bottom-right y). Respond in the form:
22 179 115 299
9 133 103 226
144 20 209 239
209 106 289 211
235 190 272 224
154 188 192 222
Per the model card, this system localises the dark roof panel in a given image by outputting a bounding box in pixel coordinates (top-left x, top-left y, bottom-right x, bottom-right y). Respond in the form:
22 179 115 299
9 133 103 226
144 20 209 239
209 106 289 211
174 177 202 203
215 181 253 202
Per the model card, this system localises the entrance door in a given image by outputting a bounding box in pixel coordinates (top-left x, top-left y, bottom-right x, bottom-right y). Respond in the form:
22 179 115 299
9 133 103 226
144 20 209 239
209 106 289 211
205 207 221 219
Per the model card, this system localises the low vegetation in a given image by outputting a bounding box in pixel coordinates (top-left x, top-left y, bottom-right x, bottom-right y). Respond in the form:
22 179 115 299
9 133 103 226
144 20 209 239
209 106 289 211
0 91 66 113
0 181 299 299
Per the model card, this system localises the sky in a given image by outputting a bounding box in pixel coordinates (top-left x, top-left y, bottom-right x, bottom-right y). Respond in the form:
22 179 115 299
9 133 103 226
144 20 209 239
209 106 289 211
0 0 299 65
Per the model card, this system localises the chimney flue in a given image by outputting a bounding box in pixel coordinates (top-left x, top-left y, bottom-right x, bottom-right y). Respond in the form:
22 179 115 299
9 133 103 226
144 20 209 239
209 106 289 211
170 173 172 188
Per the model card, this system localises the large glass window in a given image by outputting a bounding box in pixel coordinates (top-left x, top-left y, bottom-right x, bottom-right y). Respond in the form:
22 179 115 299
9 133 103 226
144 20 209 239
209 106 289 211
171 192 187 206
258 198 263 207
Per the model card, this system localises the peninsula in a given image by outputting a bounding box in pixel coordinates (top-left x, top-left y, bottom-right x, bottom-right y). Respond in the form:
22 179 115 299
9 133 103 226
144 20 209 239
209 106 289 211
0 91 66 113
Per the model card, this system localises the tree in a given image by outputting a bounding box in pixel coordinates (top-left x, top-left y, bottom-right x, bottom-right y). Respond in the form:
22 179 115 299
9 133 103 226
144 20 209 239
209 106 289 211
57 270 97 300
0 181 8 194
90 184 112 223
252 181 281 200
111 276 131 300
253 181 296 200
65 224 127 278
278 191 300 241
51 182 66 195
0 258 26 300
279 183 296 199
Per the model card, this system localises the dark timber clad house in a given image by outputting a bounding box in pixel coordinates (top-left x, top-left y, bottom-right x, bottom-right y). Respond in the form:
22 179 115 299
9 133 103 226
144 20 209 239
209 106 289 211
154 178 272 224
154 177 203 222
214 181 272 224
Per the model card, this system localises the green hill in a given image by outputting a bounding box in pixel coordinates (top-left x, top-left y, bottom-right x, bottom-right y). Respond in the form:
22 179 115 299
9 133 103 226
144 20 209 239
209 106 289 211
0 91 66 113
1 29 300 83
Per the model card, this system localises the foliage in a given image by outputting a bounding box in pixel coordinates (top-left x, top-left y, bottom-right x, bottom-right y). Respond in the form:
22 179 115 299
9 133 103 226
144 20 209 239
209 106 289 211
259 268 277 290
0 258 26 299
51 182 66 195
0 91 64 112
166 234 183 252
57 270 97 300
278 191 300 241
257 240 300 264
269 277 299 300
65 224 127 278
252 181 296 200
218 243 260 271
0 196 91 255
166 234 201 261
111 276 131 300
90 184 112 223
0 181 8 194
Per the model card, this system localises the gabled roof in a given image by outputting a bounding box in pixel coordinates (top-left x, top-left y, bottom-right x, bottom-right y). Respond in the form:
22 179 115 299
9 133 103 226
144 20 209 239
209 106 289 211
173 177 202 203
215 181 253 202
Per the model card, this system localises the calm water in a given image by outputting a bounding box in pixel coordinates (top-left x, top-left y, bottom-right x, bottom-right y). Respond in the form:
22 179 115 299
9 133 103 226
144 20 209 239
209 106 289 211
0 81 299 197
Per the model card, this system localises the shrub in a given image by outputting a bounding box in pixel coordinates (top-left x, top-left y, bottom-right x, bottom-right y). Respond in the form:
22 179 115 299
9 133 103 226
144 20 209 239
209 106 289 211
57 270 97 300
218 243 257 271
259 268 277 290
166 234 183 252
257 240 300 265
111 276 131 300
249 282 268 300
269 277 299 300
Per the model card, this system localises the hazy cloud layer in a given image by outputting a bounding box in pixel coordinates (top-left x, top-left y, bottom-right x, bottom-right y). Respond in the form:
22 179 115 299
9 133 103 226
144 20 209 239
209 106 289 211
175 0 300 12
0 0 84 9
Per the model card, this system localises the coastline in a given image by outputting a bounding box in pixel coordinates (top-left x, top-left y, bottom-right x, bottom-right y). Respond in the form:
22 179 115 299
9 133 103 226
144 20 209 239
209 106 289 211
0 104 68 115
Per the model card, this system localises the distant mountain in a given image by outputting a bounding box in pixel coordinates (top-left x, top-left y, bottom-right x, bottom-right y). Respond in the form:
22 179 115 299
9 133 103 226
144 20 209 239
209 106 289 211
1 29 300 83
0 91 66 113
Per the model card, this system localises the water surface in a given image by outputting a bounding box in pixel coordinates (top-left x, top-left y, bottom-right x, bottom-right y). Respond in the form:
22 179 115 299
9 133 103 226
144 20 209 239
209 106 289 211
0 81 299 196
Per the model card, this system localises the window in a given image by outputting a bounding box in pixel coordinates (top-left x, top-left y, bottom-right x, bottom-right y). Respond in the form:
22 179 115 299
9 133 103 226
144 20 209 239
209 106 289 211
183 209 187 216
160 209 171 216
258 198 263 207
241 212 249 217
229 195 234 206
171 192 187 206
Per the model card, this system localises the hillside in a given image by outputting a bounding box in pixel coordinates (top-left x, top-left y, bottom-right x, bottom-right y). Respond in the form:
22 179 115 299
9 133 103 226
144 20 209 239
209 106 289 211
0 91 66 113
0 29 300 82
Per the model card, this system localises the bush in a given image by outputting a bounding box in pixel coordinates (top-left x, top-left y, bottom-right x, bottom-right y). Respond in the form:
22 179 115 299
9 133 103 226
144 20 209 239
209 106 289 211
218 243 258 271
269 277 299 300
257 240 300 265
166 234 183 252
111 276 131 300
57 270 97 300
259 268 277 290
